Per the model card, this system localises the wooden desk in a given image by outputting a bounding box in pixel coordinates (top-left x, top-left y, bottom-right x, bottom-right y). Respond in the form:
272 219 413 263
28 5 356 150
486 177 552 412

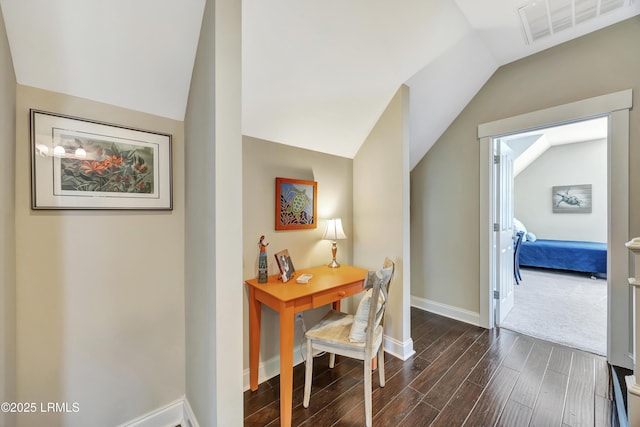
246 264 367 427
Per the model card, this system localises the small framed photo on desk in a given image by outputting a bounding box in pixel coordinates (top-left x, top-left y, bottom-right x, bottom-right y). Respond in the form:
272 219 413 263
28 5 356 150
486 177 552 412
274 249 295 282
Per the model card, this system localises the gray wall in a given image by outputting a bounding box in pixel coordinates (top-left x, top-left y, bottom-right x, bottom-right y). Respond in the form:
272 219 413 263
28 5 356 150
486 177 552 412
515 139 607 242
15 85 185 427
0 6 16 427
411 17 640 314
184 0 243 425
242 136 353 381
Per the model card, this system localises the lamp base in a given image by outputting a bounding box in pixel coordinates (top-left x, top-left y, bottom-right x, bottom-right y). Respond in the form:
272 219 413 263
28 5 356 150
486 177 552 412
328 240 340 267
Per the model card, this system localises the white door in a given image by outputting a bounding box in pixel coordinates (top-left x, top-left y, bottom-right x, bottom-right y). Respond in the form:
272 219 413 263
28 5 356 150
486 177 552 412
494 139 515 325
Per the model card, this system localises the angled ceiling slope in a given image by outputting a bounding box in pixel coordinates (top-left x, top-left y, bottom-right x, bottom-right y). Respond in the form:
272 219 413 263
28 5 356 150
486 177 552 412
244 0 640 166
505 116 609 176
243 0 481 160
0 0 205 121
1 0 639 169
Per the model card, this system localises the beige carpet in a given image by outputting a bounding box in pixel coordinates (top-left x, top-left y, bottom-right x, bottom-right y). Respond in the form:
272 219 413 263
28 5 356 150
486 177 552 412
500 267 607 355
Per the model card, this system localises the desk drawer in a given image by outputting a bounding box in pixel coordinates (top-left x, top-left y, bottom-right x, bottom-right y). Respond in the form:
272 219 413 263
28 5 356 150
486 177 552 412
312 282 363 307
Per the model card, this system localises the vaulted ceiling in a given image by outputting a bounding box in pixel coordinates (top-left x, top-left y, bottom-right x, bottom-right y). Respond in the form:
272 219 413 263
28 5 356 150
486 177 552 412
2 0 638 169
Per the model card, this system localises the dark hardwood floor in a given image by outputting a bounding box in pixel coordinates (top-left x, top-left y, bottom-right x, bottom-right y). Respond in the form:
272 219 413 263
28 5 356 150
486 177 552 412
244 307 612 426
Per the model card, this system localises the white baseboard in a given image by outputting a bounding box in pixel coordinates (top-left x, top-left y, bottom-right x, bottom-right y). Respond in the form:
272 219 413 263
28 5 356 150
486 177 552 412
243 351 306 391
182 398 200 427
383 335 415 361
411 295 480 326
119 397 200 427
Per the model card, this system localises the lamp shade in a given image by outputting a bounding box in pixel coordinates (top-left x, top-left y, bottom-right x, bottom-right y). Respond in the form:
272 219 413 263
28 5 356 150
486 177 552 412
322 218 347 241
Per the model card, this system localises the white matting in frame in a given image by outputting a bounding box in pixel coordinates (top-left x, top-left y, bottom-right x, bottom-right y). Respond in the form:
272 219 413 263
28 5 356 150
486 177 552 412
30 109 172 210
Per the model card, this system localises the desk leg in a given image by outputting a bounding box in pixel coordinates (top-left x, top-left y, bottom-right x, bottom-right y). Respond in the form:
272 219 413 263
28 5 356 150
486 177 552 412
279 304 295 427
249 287 261 391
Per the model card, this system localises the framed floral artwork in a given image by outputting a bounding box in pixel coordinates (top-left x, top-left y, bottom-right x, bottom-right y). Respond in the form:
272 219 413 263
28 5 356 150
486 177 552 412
275 177 317 230
30 109 172 210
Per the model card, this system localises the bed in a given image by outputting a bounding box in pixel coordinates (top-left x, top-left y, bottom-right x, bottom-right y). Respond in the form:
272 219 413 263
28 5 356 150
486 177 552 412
519 239 607 275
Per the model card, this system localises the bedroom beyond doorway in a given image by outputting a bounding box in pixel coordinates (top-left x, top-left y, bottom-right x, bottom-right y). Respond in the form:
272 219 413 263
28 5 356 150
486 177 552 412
501 267 607 355
478 89 632 369
501 117 608 355
499 117 608 356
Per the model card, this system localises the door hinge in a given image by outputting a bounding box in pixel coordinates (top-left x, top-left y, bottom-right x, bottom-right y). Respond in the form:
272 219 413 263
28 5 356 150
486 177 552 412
493 290 500 299
493 155 500 164
493 223 500 232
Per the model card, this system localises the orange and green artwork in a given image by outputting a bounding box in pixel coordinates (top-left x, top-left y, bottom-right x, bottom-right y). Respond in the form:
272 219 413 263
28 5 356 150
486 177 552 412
275 178 317 230
56 135 156 195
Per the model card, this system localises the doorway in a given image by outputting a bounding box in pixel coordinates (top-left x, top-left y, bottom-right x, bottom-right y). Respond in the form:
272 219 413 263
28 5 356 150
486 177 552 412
493 117 608 355
477 89 633 369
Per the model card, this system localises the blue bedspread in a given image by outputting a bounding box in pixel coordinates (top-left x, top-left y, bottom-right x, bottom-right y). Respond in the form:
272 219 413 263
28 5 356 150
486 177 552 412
519 239 607 274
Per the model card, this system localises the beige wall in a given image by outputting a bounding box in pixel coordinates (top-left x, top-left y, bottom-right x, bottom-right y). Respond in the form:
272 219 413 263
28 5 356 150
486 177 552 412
242 136 353 380
411 17 640 315
184 0 216 424
15 85 185 427
184 0 243 425
515 139 607 242
354 85 412 356
0 5 16 427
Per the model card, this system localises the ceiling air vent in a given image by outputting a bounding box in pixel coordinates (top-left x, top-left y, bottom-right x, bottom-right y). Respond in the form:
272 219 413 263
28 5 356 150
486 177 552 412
519 0 633 43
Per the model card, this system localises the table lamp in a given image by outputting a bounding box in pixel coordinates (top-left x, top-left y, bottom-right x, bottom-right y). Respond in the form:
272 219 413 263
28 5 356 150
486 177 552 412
322 218 347 268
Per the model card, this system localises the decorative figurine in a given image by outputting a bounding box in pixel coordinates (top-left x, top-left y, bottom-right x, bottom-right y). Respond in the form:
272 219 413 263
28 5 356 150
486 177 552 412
258 235 269 283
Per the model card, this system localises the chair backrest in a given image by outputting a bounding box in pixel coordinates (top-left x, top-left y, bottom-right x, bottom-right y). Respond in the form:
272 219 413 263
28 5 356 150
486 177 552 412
381 256 394 295
364 260 394 354
365 258 395 295
514 231 525 258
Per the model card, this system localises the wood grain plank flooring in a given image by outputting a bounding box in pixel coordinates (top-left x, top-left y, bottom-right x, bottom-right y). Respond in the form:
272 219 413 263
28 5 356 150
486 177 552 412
463 366 520 426
428 380 484 427
244 307 613 426
508 340 552 409
496 399 534 427
422 329 500 410
529 369 570 426
562 352 596 427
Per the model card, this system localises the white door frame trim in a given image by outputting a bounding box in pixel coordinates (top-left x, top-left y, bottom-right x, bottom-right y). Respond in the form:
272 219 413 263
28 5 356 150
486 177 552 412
478 89 632 368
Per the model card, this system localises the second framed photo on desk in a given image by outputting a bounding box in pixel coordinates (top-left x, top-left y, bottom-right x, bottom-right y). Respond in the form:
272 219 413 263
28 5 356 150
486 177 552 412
275 249 296 282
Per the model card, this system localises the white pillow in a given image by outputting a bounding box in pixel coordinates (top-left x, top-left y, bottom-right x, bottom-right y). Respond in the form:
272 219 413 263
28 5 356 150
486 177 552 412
514 218 527 234
348 288 385 343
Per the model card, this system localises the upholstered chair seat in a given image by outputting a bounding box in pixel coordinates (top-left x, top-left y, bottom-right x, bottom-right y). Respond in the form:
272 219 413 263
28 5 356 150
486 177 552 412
303 258 394 427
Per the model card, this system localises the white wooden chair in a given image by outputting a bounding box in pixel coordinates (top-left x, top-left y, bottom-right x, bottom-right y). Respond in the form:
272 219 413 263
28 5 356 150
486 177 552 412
303 258 394 427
